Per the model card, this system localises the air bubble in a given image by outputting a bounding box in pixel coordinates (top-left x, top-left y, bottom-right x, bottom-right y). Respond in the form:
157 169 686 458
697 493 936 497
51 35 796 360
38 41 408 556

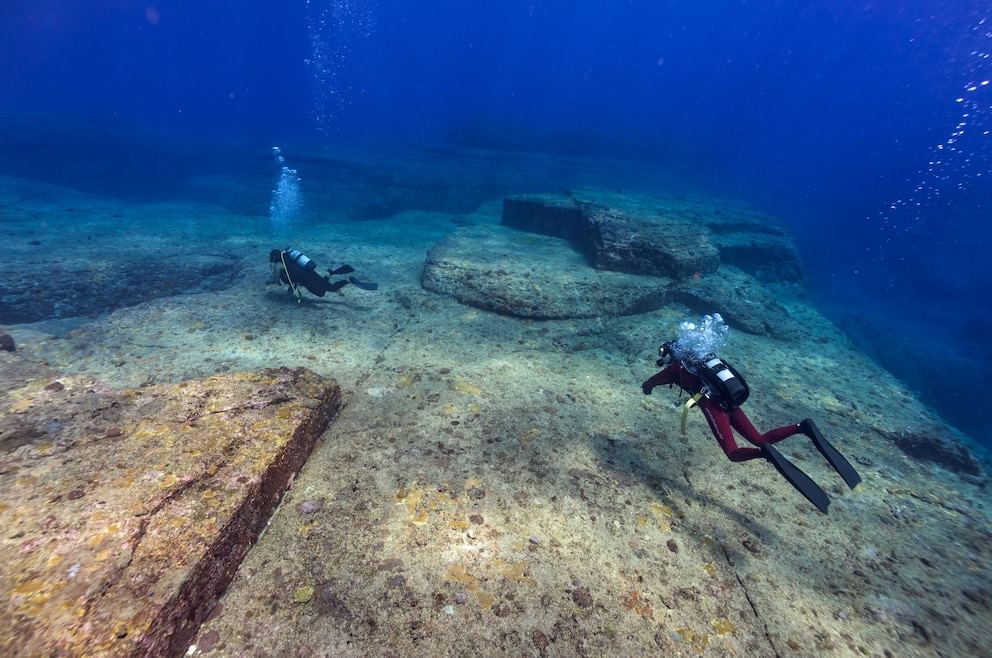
305 0 376 137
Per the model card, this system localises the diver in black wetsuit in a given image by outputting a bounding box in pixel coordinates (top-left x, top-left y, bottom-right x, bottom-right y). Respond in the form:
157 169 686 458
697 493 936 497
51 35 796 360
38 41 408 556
269 248 378 302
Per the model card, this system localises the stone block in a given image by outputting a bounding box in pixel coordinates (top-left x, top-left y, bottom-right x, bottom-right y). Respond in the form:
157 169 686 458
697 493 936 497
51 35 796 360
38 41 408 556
711 232 805 284
582 205 720 278
0 356 342 657
672 266 802 340
502 189 804 283
501 194 586 243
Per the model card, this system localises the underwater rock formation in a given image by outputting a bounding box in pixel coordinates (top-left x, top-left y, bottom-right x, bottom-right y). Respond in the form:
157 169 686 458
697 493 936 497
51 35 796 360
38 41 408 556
0 355 342 658
501 193 720 278
673 266 802 340
422 224 670 319
0 253 243 324
568 187 805 284
503 189 805 284
423 188 806 334
877 423 984 478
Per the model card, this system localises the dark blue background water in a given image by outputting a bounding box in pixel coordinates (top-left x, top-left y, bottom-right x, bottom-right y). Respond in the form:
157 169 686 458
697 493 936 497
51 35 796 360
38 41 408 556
2 1 990 444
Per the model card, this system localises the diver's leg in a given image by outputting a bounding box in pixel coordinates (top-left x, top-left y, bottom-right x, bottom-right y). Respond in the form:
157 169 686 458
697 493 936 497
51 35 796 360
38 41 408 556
705 402 827 512
730 409 802 446
698 399 762 462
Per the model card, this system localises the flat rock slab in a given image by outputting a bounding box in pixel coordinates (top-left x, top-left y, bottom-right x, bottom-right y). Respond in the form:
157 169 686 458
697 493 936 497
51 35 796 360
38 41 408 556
421 224 670 319
503 189 805 283
0 355 342 658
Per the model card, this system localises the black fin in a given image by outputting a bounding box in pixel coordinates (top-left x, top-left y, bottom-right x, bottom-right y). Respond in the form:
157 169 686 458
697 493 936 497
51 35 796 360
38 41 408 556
329 264 356 276
326 279 350 293
801 419 861 489
348 276 378 291
762 445 830 514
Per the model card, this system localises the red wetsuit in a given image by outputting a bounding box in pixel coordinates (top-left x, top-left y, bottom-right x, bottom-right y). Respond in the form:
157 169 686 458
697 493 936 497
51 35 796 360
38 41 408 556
642 361 802 462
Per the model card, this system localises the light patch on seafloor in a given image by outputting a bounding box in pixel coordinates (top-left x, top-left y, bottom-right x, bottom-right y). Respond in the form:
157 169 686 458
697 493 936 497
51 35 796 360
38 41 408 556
453 379 482 396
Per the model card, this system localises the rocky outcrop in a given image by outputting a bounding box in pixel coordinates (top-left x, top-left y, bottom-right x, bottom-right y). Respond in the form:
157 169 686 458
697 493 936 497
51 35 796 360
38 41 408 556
422 225 670 319
503 189 804 284
0 253 243 324
424 189 807 335
0 355 342 658
672 266 803 340
878 423 984 478
582 204 719 278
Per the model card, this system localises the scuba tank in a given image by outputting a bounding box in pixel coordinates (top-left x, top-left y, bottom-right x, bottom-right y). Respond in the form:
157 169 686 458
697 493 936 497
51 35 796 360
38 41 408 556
692 353 750 410
286 249 316 271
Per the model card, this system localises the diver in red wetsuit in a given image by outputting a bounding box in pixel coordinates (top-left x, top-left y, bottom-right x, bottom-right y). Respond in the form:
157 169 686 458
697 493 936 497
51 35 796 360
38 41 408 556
642 338 861 513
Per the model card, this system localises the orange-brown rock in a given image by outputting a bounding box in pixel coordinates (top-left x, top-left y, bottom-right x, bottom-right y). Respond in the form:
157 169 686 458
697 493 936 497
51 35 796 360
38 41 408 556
0 355 342 657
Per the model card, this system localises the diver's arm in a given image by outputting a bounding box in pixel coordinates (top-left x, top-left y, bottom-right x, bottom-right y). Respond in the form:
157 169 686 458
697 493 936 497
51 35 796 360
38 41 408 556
642 362 682 394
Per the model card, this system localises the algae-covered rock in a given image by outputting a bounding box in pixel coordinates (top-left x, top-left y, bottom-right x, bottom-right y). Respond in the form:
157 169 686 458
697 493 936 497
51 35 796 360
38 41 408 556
502 193 720 278
501 193 586 243
0 355 342 658
421 189 804 340
581 204 719 278
426 190 806 335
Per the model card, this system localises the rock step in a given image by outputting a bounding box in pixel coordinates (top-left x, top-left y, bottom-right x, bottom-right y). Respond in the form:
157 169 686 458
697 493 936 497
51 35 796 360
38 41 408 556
0 357 342 658
502 190 804 284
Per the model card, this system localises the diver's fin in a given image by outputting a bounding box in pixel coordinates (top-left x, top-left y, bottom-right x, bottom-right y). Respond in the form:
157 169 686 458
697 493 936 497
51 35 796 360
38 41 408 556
800 419 861 489
348 276 378 291
329 264 355 276
762 445 830 514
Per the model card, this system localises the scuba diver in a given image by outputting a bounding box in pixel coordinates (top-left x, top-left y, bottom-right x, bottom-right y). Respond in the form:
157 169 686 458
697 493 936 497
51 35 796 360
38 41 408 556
641 314 860 514
269 248 378 303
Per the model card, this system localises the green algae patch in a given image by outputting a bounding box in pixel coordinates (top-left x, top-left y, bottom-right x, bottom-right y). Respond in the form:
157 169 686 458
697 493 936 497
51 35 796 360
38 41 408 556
0 357 342 658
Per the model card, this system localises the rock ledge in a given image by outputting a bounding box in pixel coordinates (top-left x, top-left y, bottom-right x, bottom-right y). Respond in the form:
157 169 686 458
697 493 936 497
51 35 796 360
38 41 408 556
0 356 342 658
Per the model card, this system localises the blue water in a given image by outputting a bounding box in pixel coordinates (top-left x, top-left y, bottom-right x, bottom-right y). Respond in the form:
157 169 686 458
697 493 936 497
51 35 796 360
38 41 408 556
2 1 990 444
